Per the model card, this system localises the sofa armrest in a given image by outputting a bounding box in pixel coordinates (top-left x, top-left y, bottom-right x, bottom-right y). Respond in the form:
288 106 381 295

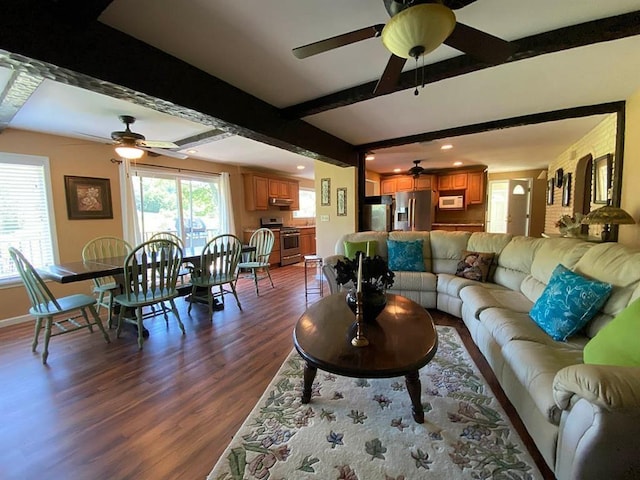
553 364 640 411
322 255 348 295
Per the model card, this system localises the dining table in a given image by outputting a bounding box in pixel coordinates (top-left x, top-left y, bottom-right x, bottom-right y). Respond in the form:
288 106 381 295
38 244 256 335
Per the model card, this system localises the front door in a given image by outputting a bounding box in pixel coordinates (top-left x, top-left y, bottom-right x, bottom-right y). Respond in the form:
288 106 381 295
506 179 531 236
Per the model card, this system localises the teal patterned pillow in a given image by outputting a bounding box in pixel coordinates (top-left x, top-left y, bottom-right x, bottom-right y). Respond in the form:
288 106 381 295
529 264 612 341
387 239 425 272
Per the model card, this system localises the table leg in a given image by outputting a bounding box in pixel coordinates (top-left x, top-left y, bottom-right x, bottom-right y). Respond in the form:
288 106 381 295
301 362 317 404
405 370 424 423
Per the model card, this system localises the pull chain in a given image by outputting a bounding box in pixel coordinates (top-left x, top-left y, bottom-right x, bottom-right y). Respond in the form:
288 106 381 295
414 56 419 96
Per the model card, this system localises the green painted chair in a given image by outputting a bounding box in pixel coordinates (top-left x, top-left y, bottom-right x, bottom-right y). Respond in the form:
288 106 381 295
82 236 132 328
189 234 243 318
9 247 110 364
149 231 191 286
113 239 185 349
237 228 275 296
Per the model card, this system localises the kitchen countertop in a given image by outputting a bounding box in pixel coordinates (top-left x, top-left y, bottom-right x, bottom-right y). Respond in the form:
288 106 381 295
243 225 316 232
432 223 484 227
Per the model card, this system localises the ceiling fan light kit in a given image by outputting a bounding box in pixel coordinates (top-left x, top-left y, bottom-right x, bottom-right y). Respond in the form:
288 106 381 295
381 4 456 59
115 143 145 160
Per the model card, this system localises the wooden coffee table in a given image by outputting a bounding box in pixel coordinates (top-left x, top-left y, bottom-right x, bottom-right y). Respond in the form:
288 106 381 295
293 293 438 423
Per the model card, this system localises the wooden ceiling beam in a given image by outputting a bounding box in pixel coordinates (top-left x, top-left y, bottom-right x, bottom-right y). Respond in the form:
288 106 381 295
283 11 640 119
0 0 358 167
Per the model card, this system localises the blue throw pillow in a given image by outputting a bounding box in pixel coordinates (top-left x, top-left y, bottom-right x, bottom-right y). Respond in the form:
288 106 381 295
387 239 425 272
529 264 612 341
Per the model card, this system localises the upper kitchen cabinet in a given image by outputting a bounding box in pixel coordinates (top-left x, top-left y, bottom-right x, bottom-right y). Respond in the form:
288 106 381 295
466 171 486 205
244 173 269 210
413 175 435 191
438 173 468 191
243 173 300 211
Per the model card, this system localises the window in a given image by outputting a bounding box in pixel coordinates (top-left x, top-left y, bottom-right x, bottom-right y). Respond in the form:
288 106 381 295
130 168 220 250
0 153 58 284
293 188 316 218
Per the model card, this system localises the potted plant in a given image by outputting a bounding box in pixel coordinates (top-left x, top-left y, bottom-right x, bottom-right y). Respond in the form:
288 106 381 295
555 213 584 237
334 254 395 321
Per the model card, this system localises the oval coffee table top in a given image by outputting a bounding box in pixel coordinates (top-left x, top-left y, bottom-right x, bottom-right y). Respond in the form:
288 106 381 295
293 293 438 378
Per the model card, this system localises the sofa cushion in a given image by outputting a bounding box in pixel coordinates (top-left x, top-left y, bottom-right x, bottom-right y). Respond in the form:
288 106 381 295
493 236 541 291
387 239 426 272
390 271 437 295
335 232 389 260
343 240 376 259
583 297 640 366
430 230 472 274
455 251 495 282
529 264 612 342
502 339 584 424
467 232 513 281
462 286 532 323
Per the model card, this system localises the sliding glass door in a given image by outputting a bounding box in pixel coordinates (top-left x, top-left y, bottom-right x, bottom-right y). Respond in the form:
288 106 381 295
131 168 220 249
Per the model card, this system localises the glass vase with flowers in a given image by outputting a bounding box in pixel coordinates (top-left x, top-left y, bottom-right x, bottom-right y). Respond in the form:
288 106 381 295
335 253 395 322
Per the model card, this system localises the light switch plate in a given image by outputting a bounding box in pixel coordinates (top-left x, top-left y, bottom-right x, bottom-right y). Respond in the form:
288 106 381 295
320 214 329 222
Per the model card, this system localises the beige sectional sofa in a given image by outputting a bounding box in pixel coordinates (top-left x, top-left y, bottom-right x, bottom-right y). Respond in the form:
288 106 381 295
323 230 640 480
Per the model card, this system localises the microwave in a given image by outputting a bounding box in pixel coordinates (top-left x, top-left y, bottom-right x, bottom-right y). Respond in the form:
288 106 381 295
438 195 464 209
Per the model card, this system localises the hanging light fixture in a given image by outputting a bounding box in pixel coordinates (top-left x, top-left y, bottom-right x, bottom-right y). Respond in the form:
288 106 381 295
381 3 456 95
114 138 144 160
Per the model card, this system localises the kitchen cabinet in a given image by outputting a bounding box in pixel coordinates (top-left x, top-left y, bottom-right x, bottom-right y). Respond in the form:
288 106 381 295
437 173 468 191
466 171 485 205
269 179 290 199
381 177 398 195
380 175 434 194
299 227 316 256
243 174 269 211
288 181 300 210
414 175 435 191
244 173 300 211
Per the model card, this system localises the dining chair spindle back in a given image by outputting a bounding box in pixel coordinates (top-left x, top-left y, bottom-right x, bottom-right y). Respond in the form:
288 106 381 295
237 228 275 296
113 239 185 349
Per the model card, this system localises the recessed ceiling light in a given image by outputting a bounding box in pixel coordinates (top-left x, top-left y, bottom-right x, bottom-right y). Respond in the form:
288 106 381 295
441 144 453 150
297 165 305 170
187 149 198 154
393 168 402 173
365 153 375 161
453 161 463 166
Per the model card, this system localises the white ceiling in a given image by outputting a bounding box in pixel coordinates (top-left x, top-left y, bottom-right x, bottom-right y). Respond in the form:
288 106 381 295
3 0 640 179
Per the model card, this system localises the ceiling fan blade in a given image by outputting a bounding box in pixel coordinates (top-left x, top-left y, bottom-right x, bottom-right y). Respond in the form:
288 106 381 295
139 140 179 148
293 24 384 59
139 147 188 160
445 22 513 64
441 0 479 10
73 131 111 143
373 54 407 95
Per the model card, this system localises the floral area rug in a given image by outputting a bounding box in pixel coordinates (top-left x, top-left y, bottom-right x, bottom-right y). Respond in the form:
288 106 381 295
206 326 542 480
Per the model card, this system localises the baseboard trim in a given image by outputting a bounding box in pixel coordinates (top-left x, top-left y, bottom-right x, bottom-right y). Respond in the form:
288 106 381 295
0 314 31 328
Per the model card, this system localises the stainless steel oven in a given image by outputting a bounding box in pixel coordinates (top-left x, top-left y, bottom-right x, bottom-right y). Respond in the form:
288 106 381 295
260 217 302 266
280 227 301 266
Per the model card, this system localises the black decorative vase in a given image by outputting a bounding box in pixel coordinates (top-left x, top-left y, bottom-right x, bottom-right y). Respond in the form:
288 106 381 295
346 287 387 322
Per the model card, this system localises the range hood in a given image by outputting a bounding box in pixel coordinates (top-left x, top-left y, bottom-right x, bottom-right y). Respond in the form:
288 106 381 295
269 197 293 207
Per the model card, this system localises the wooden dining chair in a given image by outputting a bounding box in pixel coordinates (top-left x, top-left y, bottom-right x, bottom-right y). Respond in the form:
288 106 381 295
9 247 111 364
189 234 243 318
82 236 132 327
237 228 275 296
113 239 185 349
149 231 192 285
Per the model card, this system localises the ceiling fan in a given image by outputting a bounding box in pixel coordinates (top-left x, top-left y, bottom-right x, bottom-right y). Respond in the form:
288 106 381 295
408 159 427 177
292 0 513 95
109 115 187 159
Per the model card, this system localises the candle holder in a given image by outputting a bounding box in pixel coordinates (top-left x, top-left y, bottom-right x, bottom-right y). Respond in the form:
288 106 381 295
351 291 369 347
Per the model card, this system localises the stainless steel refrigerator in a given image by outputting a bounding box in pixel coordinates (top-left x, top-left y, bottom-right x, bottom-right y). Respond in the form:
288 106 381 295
394 190 436 231
362 195 393 232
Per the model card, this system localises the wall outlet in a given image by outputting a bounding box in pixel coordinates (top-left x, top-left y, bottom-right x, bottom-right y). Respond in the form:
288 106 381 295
320 214 330 222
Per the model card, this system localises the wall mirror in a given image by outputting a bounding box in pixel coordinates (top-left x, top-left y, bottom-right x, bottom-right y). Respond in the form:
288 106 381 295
593 153 612 204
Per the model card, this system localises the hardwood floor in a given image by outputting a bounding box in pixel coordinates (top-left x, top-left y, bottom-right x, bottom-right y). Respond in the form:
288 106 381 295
0 265 554 480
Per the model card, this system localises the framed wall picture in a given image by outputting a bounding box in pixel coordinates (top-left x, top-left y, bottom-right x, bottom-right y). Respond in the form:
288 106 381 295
64 176 113 220
562 173 572 207
593 153 612 204
547 179 554 205
320 178 331 206
336 187 347 216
